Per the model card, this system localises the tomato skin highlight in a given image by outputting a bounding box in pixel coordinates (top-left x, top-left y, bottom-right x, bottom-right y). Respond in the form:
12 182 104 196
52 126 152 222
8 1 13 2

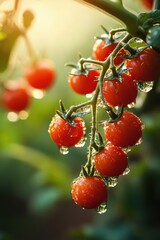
71 176 108 209
126 48 160 82
93 38 126 65
2 87 30 112
102 74 138 107
24 61 56 89
68 69 99 95
48 114 85 148
104 111 143 148
94 145 128 177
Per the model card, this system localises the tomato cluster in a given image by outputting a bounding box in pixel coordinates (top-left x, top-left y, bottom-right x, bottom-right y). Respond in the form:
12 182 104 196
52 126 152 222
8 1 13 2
49 26 160 212
1 60 56 118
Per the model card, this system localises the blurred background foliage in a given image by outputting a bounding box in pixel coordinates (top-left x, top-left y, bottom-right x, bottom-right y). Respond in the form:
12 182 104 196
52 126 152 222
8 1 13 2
0 0 160 239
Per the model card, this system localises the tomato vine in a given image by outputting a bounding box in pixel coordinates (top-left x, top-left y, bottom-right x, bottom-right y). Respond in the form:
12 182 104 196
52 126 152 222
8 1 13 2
48 0 160 213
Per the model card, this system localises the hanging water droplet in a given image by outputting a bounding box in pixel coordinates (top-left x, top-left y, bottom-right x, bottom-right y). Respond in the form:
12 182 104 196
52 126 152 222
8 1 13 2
75 136 86 148
137 81 154 93
127 102 135 109
107 177 118 187
96 202 107 214
122 166 130 176
59 146 69 155
86 93 93 98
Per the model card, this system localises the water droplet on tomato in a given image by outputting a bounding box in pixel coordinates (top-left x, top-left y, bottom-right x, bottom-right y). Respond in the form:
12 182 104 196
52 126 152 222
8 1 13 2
107 177 118 187
96 202 107 214
122 167 130 176
59 146 69 155
123 147 131 153
75 136 86 148
127 102 135 109
141 123 145 130
135 137 142 145
137 81 154 93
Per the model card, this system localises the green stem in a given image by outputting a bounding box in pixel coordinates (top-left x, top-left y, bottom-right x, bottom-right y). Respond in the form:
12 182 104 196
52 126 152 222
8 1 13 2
77 0 140 36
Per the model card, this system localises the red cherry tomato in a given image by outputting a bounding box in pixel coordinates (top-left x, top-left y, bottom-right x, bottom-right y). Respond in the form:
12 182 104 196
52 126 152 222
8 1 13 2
68 69 99 95
24 60 56 89
142 0 153 9
126 48 160 82
71 176 108 209
94 145 128 177
2 85 30 112
104 111 143 148
48 114 85 148
93 35 126 65
102 74 138 107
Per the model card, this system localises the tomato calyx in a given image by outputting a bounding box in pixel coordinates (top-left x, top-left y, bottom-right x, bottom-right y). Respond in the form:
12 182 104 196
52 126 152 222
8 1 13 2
105 62 130 82
95 25 126 46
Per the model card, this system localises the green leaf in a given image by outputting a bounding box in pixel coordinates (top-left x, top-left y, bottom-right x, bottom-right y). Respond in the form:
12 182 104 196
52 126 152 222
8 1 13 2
1 144 72 195
138 10 160 31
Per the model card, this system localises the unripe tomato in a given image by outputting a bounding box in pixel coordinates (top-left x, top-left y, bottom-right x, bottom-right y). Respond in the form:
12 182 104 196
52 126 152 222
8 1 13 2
94 145 128 177
104 111 143 148
71 176 108 209
48 114 85 148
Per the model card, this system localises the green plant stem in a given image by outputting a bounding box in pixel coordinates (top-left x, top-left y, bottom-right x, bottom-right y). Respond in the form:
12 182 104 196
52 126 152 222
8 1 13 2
21 31 37 64
77 0 140 36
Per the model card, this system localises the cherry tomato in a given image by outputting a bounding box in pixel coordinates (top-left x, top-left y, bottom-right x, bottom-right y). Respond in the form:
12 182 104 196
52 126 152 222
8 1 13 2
48 114 85 148
102 74 138 107
104 111 143 148
68 69 99 95
93 35 126 65
71 176 108 209
142 0 153 9
126 48 160 82
94 145 128 177
24 60 56 89
2 84 30 112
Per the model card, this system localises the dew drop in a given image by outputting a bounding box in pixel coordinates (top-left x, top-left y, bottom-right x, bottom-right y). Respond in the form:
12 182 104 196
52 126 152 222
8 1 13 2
135 137 142 146
141 123 145 130
86 93 93 98
77 106 91 114
59 146 69 155
137 81 154 93
107 177 118 187
96 202 107 214
122 167 130 176
123 147 132 153
127 102 135 109
75 136 86 148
